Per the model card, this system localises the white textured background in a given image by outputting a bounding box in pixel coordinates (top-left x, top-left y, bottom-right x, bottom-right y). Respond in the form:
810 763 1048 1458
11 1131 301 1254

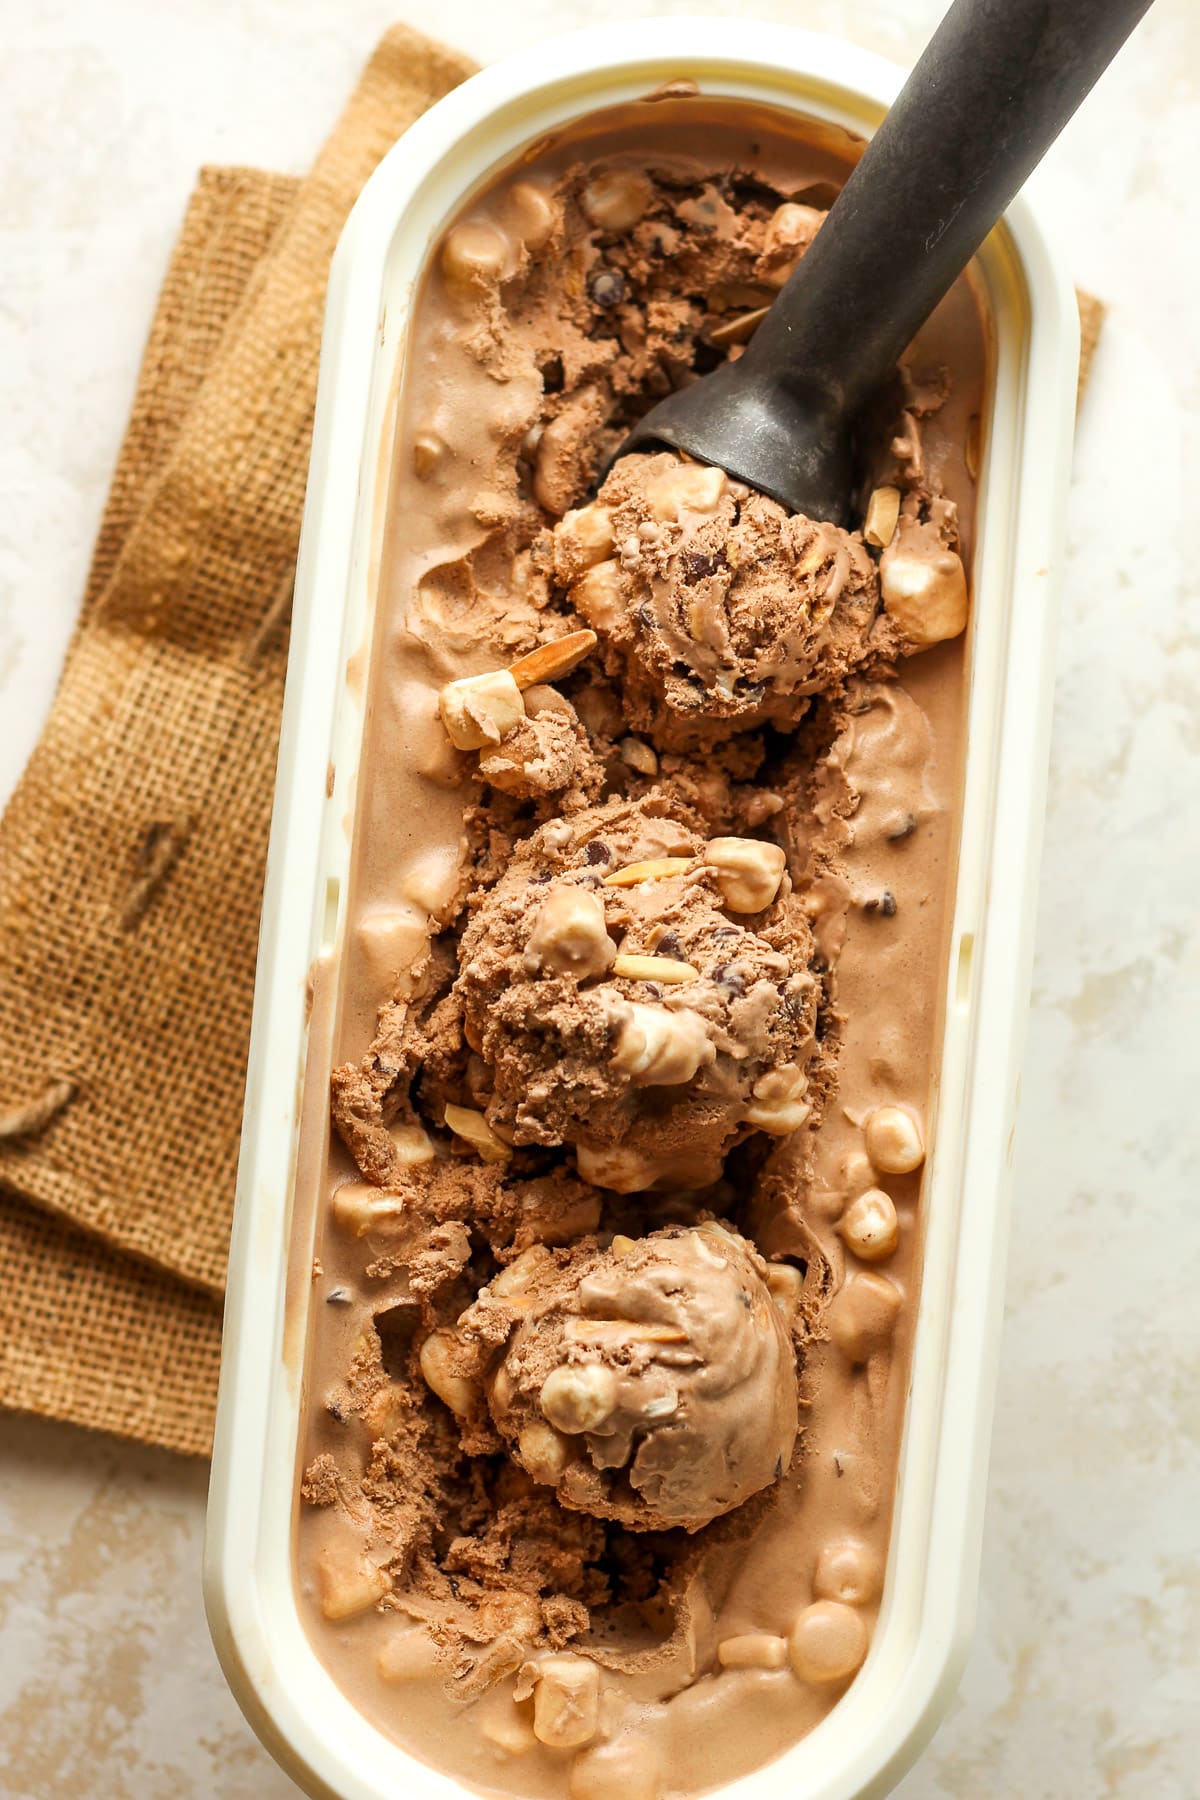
1 2 1197 1796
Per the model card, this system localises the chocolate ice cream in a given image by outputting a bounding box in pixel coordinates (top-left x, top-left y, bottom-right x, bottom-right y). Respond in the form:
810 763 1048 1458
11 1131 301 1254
454 794 819 1191
555 452 886 744
294 88 985 1800
459 1224 799 1531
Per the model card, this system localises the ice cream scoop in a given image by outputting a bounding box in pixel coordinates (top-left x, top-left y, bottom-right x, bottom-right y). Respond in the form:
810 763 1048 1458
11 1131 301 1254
619 0 1153 522
452 796 819 1191
461 1224 801 1531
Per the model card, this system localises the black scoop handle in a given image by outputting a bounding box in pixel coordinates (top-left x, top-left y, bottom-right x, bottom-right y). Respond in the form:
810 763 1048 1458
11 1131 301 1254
746 0 1152 416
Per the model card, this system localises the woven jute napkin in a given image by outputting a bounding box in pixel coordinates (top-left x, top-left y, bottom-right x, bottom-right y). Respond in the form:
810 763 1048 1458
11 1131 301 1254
0 27 475 1457
0 26 1102 1459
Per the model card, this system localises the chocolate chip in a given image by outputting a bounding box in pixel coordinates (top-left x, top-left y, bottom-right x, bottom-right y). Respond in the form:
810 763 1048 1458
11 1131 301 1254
886 812 917 841
681 547 727 581
654 931 682 957
864 891 898 917
530 868 553 883
637 601 658 630
589 268 626 308
585 840 611 865
711 962 746 995
326 1396 347 1423
325 1286 352 1306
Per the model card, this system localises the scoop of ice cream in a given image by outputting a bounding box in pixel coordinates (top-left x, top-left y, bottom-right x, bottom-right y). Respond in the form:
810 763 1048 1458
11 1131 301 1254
552 451 883 744
460 1224 799 1531
453 794 818 1191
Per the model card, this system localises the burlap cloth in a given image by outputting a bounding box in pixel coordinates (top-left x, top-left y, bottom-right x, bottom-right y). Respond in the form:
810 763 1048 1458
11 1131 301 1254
0 27 475 1457
0 29 1103 1459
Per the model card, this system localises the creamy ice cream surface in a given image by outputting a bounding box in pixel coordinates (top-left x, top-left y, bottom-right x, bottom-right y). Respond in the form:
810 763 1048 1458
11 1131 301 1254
297 91 984 1799
464 1225 799 1532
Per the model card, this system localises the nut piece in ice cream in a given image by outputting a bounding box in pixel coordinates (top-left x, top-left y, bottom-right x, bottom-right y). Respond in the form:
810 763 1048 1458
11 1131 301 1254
419 1329 480 1416
559 451 882 743
863 485 901 548
569 559 625 634
439 668 525 750
331 1181 407 1238
444 1102 512 1164
554 504 616 582
879 517 968 648
508 629 598 691
461 1224 800 1531
452 795 820 1187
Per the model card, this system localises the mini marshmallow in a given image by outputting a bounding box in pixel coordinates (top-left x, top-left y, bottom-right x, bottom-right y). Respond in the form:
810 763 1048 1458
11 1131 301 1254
788 1600 869 1684
581 168 652 234
864 1104 925 1173
839 1188 900 1261
541 1363 619 1435
528 885 615 979
570 559 625 633
612 1002 712 1085
645 462 727 521
745 1064 811 1135
441 221 508 288
827 1272 902 1364
880 523 968 648
438 668 525 751
704 837 788 913
531 1654 600 1749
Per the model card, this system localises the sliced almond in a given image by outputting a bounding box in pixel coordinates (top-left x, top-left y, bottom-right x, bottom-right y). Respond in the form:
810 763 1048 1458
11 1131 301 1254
443 1102 511 1164
509 629 598 691
708 306 769 348
611 953 699 984
565 1317 688 1346
863 485 901 549
602 856 694 887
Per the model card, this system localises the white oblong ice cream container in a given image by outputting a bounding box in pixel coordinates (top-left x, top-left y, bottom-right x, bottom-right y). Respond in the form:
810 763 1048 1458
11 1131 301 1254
203 20 1079 1800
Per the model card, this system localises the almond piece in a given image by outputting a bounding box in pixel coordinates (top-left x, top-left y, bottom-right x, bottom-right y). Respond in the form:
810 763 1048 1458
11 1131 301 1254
444 1102 512 1164
611 953 699 985
863 485 901 548
708 306 769 348
508 629 597 691
602 856 694 886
